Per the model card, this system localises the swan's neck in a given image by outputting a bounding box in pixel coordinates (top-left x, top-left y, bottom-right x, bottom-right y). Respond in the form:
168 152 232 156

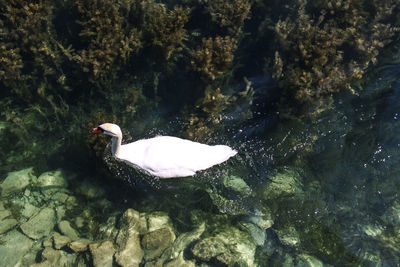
111 134 122 159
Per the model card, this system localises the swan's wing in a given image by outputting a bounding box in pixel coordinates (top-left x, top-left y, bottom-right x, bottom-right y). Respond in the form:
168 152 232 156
142 136 236 173
120 136 236 178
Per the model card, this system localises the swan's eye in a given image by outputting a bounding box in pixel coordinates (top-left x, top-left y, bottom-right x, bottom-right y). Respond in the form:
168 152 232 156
97 127 104 133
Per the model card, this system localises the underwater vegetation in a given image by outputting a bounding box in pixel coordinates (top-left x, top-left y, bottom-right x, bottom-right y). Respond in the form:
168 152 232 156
1 0 400 175
0 0 68 109
204 0 251 37
139 2 190 61
190 36 238 82
0 0 398 119
260 0 400 114
73 0 142 83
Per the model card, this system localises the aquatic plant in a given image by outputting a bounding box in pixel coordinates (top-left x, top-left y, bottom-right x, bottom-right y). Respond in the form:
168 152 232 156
183 87 230 140
190 36 238 81
0 0 62 100
203 0 251 36
187 0 251 82
264 0 400 114
184 78 253 140
0 45 23 89
73 0 142 83
140 1 190 60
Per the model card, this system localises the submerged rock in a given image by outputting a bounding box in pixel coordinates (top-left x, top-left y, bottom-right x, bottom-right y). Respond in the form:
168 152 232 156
207 189 249 215
223 175 252 196
37 169 68 188
65 195 79 209
146 211 173 231
58 220 80 240
55 205 66 222
69 238 91 252
0 229 34 266
164 252 196 267
0 218 18 235
98 216 119 240
192 226 256 266
142 227 176 261
0 209 18 234
51 191 70 203
21 202 40 219
247 212 274 230
89 240 115 267
74 216 86 229
275 226 301 248
42 237 53 248
32 247 78 267
239 222 266 246
170 222 205 259
20 241 43 267
0 167 36 196
115 209 144 267
52 232 71 249
20 207 56 239
192 237 231 263
282 253 295 266
262 169 303 200
296 254 324 267
144 221 204 266
76 179 106 199
239 213 274 246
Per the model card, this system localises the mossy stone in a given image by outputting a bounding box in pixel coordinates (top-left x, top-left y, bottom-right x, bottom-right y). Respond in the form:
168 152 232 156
37 169 68 188
89 240 115 267
262 170 303 200
58 220 80 240
0 230 33 267
20 207 56 239
223 175 251 196
142 227 175 260
1 167 36 196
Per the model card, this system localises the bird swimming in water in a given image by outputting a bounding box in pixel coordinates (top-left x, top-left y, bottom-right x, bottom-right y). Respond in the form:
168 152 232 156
93 123 237 178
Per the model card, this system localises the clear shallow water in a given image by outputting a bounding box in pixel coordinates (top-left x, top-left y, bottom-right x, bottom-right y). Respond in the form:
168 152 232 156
1 49 400 267
99 48 400 265
100 49 400 265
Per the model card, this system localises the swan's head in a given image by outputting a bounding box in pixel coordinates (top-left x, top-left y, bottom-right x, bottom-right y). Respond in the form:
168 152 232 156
92 123 122 138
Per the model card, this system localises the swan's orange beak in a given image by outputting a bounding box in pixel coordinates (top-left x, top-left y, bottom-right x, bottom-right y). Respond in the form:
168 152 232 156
92 127 103 134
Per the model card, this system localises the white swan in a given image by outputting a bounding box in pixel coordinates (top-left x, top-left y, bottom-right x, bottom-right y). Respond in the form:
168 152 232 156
92 123 237 178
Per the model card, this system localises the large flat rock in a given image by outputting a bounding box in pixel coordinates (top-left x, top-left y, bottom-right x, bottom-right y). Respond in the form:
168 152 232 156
1 167 36 196
20 207 56 239
0 230 33 266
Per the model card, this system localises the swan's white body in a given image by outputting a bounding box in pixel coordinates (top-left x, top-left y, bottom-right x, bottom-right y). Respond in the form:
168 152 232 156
93 123 237 178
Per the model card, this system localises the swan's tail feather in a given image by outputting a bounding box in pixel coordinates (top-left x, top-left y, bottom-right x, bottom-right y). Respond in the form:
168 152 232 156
211 145 237 165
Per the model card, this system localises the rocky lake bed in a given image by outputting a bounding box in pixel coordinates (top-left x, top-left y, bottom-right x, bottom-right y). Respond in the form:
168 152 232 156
0 167 330 266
